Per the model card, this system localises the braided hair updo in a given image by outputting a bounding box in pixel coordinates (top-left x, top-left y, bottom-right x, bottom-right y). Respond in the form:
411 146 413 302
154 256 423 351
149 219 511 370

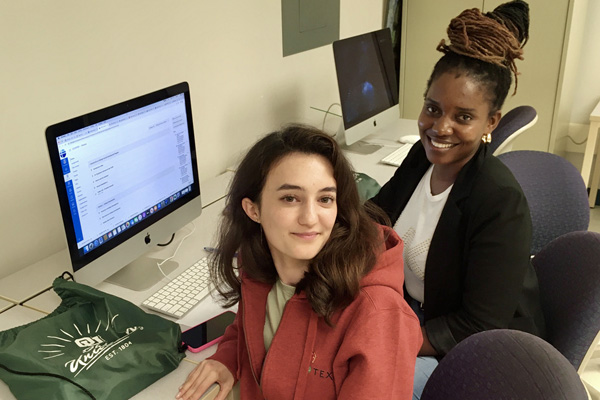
426 0 530 115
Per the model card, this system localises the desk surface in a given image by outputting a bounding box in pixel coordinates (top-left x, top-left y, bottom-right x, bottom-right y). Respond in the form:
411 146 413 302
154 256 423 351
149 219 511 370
0 119 416 399
0 198 234 400
0 171 236 400
345 118 418 185
0 298 14 313
18 196 235 327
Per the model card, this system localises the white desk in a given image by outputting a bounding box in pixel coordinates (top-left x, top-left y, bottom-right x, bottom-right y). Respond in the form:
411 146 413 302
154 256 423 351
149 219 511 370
0 211 234 399
583 99 600 208
0 119 417 399
0 171 235 400
345 118 419 186
0 298 15 313
18 197 234 322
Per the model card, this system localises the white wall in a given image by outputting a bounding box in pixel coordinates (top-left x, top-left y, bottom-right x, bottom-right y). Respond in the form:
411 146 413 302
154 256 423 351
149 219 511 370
554 0 600 155
565 0 600 155
549 0 585 154
570 0 600 125
0 1 385 279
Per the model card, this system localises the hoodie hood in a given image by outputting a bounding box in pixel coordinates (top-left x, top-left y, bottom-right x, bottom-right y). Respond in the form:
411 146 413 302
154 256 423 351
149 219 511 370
359 224 405 296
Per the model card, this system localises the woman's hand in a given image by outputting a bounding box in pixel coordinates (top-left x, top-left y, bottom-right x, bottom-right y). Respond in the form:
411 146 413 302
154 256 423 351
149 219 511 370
176 359 234 400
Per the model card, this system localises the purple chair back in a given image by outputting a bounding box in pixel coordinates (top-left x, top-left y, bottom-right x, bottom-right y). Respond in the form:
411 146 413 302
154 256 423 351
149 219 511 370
421 329 588 400
532 230 600 371
497 150 590 254
489 105 537 155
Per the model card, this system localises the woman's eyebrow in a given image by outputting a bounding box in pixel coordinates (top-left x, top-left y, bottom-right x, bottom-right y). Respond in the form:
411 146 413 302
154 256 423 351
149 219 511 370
277 184 302 191
320 186 337 193
456 106 477 113
276 183 337 192
425 98 477 113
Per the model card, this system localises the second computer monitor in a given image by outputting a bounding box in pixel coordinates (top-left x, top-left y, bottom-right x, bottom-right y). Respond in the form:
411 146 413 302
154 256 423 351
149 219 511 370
333 28 399 147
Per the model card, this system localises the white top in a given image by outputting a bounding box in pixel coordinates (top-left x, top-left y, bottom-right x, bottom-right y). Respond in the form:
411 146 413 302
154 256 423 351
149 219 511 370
393 165 452 303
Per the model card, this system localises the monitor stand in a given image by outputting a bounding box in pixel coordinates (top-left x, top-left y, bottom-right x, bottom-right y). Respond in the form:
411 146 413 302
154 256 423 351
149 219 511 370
335 123 382 155
340 141 382 155
105 257 178 291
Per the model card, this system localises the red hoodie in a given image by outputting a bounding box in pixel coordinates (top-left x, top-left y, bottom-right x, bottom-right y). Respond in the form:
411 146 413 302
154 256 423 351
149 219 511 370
210 225 422 399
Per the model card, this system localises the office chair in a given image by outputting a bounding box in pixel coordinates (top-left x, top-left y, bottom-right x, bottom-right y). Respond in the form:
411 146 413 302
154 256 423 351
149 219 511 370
420 329 588 400
497 150 590 254
489 105 538 155
531 230 600 375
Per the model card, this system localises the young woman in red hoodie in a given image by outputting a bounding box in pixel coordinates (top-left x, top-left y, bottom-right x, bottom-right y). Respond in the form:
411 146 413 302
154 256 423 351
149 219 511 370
177 125 421 400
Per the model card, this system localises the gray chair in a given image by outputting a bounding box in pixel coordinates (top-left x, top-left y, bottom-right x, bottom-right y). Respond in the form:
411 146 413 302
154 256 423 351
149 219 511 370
489 105 538 155
497 150 590 254
421 329 588 400
532 230 600 374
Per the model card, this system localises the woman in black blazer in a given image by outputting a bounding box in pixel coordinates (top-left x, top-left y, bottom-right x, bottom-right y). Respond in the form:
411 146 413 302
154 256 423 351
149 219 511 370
370 1 545 398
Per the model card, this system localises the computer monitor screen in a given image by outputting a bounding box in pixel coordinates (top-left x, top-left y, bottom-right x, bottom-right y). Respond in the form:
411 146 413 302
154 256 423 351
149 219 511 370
45 82 202 291
333 28 399 148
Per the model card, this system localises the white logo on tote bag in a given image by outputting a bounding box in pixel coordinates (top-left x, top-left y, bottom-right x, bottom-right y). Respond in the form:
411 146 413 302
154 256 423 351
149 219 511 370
38 313 144 377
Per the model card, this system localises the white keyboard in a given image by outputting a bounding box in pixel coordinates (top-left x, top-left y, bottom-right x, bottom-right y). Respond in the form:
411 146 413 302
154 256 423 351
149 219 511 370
142 257 211 319
380 143 413 167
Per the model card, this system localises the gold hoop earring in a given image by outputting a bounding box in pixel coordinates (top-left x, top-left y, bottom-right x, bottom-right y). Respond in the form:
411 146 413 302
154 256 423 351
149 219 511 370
482 133 492 144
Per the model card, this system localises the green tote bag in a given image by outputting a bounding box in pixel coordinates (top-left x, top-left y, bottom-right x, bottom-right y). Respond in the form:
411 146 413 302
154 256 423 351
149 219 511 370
0 276 185 400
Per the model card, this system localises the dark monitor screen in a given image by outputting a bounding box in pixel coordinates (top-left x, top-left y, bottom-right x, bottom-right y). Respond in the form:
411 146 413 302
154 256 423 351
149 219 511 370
333 28 399 130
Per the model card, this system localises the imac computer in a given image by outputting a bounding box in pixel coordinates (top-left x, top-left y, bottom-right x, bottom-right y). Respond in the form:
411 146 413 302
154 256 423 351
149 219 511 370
45 82 202 291
332 28 399 153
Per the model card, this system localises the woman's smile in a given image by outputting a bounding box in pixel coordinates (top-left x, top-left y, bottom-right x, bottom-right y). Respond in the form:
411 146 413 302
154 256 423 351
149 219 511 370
293 231 319 239
428 136 457 149
417 72 500 179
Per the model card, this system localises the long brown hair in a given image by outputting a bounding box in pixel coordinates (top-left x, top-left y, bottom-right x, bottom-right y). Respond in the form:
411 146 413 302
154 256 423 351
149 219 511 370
210 124 386 322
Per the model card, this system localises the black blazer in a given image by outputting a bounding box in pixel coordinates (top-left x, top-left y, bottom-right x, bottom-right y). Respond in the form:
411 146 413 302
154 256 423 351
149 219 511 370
370 142 545 355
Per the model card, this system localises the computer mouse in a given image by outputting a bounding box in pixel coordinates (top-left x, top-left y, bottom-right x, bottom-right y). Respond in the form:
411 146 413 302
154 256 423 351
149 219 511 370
398 135 421 145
